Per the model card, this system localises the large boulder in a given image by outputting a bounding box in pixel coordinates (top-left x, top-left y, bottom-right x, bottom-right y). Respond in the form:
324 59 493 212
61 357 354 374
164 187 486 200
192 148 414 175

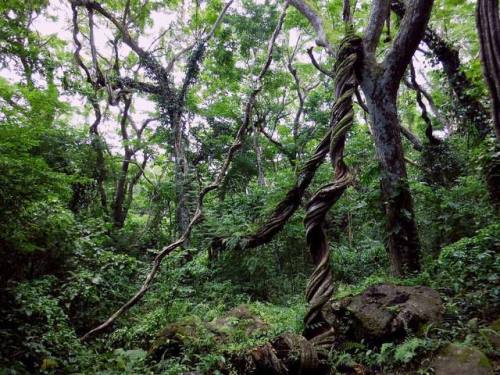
430 343 493 375
326 284 443 342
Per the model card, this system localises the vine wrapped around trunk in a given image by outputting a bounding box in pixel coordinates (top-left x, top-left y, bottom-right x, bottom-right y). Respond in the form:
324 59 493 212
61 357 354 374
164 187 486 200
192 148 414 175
303 34 361 347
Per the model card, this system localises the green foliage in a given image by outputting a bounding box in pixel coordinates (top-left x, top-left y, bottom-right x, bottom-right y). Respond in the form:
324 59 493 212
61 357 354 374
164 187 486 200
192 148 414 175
0 276 89 372
330 242 387 284
435 223 500 317
0 0 498 374
413 172 496 253
393 337 432 364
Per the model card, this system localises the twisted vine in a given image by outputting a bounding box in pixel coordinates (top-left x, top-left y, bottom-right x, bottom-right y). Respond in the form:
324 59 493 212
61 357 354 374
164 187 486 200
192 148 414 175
303 34 361 346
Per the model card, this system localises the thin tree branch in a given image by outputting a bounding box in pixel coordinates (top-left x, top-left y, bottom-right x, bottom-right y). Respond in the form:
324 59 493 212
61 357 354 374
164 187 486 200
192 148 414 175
71 0 152 62
408 61 440 144
399 123 424 151
307 47 334 78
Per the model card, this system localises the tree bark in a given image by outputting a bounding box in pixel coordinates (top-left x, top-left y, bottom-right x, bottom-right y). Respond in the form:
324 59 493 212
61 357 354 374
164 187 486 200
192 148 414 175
476 0 500 126
361 73 421 275
173 114 192 235
253 128 266 186
355 0 433 276
476 0 500 211
112 97 132 228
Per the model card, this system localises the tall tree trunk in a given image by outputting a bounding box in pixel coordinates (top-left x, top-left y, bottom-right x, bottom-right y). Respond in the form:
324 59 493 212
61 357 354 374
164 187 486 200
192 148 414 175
361 72 421 276
173 114 192 235
91 134 108 212
254 129 266 186
476 0 500 211
89 101 108 214
112 97 132 229
112 152 131 228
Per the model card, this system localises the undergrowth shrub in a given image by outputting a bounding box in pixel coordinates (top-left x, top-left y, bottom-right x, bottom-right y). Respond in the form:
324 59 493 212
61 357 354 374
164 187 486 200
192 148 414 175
433 223 500 319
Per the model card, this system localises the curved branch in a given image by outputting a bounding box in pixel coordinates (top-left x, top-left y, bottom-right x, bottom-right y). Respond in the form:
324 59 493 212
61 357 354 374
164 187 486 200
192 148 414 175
288 0 335 55
403 75 452 133
177 0 234 114
71 0 151 61
399 123 424 151
87 7 105 86
391 0 490 138
408 61 440 144
256 120 296 166
71 4 94 86
307 47 334 78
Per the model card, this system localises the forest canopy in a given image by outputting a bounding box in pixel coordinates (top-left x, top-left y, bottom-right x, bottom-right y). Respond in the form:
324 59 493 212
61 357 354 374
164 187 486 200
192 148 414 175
0 0 499 374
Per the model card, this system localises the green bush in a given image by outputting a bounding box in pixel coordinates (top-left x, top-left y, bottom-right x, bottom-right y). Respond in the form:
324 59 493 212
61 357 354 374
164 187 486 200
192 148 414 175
413 175 495 254
0 276 91 373
435 223 500 318
330 241 388 284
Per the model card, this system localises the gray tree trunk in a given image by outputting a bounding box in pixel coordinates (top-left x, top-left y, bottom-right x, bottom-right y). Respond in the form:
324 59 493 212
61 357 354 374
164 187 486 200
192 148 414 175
361 69 421 276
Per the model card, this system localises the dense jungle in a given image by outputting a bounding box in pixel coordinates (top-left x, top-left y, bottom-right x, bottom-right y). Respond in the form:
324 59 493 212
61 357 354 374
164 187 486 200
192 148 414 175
0 0 499 373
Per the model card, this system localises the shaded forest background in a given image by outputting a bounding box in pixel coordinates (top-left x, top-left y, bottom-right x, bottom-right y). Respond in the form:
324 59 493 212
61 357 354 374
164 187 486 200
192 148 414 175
0 0 499 373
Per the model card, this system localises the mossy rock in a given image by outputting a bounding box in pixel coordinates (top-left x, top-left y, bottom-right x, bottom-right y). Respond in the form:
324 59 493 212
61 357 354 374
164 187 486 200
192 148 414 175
149 317 211 361
149 305 269 362
430 343 493 375
326 284 443 343
206 304 269 340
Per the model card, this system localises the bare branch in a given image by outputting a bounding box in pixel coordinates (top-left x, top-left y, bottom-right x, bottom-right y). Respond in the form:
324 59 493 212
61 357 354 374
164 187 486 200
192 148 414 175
204 0 233 41
87 7 105 86
71 4 94 86
166 0 233 74
71 0 149 60
117 77 161 94
408 61 440 144
399 123 424 151
256 120 296 166
392 0 489 138
289 0 335 55
307 47 334 78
